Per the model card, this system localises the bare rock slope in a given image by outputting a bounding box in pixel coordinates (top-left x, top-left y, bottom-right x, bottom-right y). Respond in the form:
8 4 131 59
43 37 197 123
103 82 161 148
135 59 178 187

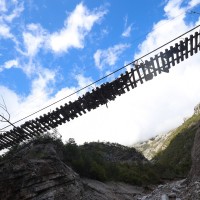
0 141 145 200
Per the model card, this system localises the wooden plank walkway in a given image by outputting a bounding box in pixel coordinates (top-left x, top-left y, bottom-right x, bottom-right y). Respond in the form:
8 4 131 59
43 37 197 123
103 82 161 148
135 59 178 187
0 29 200 150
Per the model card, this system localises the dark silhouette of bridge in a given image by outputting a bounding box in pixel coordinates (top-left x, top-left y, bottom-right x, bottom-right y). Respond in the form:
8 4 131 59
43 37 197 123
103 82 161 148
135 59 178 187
0 27 200 150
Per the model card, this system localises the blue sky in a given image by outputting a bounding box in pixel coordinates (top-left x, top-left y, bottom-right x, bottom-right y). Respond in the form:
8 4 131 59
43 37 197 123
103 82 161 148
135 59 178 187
0 0 200 146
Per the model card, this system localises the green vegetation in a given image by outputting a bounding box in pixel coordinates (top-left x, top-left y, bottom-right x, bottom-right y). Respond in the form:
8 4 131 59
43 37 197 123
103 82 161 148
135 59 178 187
153 113 200 179
1 112 200 186
63 139 160 185
0 135 160 186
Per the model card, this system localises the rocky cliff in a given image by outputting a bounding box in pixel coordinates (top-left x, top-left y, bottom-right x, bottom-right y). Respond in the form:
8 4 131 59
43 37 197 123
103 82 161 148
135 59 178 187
134 129 176 160
0 141 147 200
188 121 200 181
0 142 83 200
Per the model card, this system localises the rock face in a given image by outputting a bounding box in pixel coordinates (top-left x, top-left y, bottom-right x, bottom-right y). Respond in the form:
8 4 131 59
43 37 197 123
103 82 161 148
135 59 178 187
82 179 144 200
134 129 176 160
194 103 200 115
188 122 200 181
0 142 84 200
0 141 144 200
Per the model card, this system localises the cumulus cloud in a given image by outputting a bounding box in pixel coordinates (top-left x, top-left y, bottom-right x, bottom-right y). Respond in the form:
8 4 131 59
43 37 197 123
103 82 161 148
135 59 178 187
49 3 106 53
94 43 130 70
21 23 47 58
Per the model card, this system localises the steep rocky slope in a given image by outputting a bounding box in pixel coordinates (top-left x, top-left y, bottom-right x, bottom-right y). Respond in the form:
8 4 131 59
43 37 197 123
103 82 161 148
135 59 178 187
134 129 176 160
0 140 148 200
136 123 200 200
0 142 83 200
134 103 200 161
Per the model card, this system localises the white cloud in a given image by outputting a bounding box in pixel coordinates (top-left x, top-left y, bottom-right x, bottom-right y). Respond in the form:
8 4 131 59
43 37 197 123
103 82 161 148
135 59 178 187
122 25 132 37
94 44 130 70
0 0 23 40
187 0 200 8
0 23 13 39
4 59 18 69
164 0 186 18
4 2 24 22
0 59 18 72
22 23 47 57
75 74 93 88
122 15 132 37
49 3 106 53
0 0 7 12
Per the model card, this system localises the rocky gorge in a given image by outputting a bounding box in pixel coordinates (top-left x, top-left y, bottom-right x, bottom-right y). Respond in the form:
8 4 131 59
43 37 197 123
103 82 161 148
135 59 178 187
1 105 200 199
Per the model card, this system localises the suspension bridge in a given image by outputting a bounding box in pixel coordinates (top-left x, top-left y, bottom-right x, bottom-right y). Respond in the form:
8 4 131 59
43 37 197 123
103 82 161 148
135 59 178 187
0 26 200 150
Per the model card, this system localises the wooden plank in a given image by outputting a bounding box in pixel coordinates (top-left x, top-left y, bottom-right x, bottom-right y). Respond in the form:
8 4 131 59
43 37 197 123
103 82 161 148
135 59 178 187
184 37 189 59
174 43 180 64
0 135 9 145
114 76 125 95
136 64 143 84
5 132 18 144
22 121 38 135
104 82 117 100
68 101 79 118
1 134 12 143
179 40 185 61
163 49 171 70
131 68 137 87
10 128 26 140
126 71 134 89
154 54 162 73
24 121 39 135
150 57 157 76
47 114 59 128
14 127 30 139
194 31 199 53
5 132 20 144
4 131 16 140
38 115 54 129
20 123 37 137
28 120 41 135
59 105 71 122
189 34 194 56
35 117 49 132
141 62 153 81
91 89 101 107
33 119 47 133
72 100 83 116
48 110 63 126
42 114 57 129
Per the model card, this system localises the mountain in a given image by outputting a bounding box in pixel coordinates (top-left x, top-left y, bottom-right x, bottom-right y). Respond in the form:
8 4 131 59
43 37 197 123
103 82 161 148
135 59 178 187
134 102 200 179
134 128 177 160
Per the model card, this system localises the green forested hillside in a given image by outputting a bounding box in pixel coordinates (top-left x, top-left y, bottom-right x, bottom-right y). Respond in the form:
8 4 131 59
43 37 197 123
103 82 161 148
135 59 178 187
154 113 200 179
